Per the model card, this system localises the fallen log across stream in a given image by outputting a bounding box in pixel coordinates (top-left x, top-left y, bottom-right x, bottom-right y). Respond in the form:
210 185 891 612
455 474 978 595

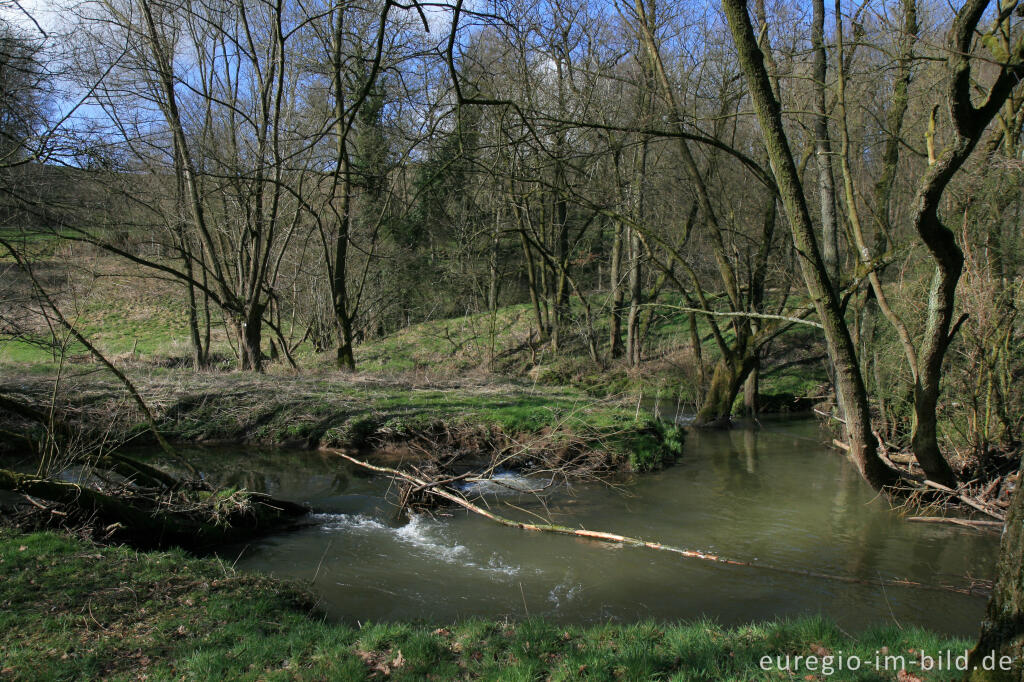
337 452 993 598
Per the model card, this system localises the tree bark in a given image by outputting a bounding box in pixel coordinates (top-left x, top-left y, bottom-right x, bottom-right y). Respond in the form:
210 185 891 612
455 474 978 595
609 217 625 358
811 0 840 287
967 459 1024 681
722 0 896 490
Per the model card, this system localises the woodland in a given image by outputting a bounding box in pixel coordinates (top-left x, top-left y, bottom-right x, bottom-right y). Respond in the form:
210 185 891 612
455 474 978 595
1 0 1024 678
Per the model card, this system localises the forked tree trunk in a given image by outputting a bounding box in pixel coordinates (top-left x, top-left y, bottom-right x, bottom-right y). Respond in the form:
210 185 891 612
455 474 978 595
694 353 755 427
905 0 1024 487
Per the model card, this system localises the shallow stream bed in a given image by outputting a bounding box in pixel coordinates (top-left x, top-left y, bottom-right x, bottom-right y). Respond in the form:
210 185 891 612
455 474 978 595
193 418 996 637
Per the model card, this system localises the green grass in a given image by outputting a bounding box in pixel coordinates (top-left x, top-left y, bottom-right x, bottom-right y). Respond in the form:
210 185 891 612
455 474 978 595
0 529 972 681
0 369 683 471
1 250 829 417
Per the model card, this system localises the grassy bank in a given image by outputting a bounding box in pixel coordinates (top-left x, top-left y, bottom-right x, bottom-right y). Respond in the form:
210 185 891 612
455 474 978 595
0 529 970 681
0 252 826 416
0 370 682 472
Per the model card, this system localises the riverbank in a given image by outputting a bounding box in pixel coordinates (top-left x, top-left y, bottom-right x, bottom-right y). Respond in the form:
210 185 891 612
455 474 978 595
0 528 972 681
0 369 683 473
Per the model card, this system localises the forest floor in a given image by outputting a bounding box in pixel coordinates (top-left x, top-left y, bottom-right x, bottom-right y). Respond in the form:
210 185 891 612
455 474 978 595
0 528 973 681
0 248 828 416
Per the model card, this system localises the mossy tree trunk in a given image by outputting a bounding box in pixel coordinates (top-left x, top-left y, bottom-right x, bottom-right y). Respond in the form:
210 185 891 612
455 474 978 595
722 0 897 490
907 0 1024 487
695 351 756 427
967 460 1024 681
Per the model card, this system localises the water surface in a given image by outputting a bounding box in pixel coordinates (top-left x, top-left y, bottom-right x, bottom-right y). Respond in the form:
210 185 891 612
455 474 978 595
197 418 995 637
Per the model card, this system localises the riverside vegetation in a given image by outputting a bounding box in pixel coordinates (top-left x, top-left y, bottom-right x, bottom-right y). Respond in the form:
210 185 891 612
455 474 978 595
0 530 974 681
3 0 1024 677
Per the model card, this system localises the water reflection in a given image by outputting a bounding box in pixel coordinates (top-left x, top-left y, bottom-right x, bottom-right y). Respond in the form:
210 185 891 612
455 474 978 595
167 419 1000 638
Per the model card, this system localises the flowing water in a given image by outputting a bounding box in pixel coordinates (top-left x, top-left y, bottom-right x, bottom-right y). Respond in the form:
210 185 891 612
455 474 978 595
188 418 995 637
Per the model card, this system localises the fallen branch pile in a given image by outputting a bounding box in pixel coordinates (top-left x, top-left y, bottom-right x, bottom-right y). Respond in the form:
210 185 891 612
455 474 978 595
0 466 310 546
832 438 1008 523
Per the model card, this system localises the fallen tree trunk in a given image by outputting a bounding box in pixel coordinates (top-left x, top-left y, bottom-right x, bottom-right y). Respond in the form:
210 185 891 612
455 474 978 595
0 467 308 547
337 453 989 597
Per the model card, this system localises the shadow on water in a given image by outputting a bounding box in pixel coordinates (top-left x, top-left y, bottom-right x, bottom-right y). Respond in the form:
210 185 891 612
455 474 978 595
170 418 997 638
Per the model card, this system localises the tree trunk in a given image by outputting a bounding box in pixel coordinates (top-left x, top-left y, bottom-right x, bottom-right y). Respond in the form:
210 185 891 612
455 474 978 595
627 224 643 367
184 263 205 371
0 468 307 546
609 218 624 358
903 0 1024 487
967 459 1024 681
722 0 897 490
910 266 961 486
812 0 840 287
694 353 755 428
519 227 546 341
551 165 570 354
238 306 265 372
689 312 706 389
487 208 500 312
332 150 356 372
331 6 357 372
744 358 760 418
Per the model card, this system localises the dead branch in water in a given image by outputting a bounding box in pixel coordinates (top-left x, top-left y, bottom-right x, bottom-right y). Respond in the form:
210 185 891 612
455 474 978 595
336 452 991 598
832 438 1006 522
907 516 1002 530
920 479 1006 522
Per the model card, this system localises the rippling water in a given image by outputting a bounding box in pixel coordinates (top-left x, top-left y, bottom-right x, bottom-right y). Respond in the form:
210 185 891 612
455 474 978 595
195 417 996 637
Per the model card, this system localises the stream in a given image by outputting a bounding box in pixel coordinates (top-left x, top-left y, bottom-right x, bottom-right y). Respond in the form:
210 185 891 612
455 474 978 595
182 416 1000 638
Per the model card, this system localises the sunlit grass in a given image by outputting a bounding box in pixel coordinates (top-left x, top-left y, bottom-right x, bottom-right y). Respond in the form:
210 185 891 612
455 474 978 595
0 529 971 681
